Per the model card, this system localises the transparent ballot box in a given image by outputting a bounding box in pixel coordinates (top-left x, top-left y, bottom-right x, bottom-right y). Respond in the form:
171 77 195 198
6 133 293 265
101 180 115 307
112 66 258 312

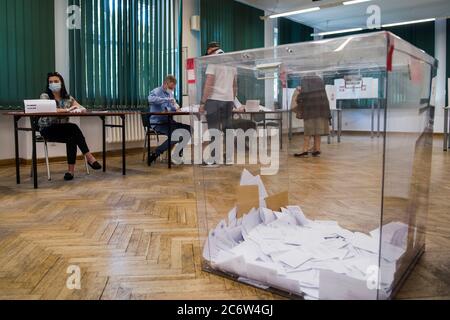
189 31 437 300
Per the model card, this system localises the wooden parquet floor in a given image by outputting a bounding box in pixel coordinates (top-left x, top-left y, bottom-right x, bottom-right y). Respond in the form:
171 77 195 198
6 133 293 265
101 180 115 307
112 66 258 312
0 134 449 300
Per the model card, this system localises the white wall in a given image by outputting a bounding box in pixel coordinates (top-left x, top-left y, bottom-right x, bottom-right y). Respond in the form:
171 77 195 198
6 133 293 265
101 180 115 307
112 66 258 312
434 18 447 133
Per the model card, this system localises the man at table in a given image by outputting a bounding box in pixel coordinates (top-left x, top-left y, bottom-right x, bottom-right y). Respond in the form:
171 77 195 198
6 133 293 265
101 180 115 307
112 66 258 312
148 75 191 165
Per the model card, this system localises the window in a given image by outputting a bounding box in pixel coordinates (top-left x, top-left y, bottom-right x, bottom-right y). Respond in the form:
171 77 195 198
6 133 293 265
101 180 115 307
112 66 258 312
69 0 180 108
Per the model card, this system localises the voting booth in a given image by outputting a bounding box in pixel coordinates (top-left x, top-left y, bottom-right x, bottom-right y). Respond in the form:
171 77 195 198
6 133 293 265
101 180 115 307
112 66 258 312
190 32 437 300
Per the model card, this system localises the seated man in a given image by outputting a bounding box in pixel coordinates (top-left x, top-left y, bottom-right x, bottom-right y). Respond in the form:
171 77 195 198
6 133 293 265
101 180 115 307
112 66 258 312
148 75 191 165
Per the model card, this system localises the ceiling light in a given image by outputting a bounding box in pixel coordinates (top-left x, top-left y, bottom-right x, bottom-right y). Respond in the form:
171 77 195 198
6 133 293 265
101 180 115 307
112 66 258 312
313 28 363 37
382 18 435 28
269 7 320 19
343 0 372 5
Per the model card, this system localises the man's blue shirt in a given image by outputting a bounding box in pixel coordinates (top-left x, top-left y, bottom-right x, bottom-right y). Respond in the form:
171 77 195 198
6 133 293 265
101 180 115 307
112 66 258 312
148 86 176 126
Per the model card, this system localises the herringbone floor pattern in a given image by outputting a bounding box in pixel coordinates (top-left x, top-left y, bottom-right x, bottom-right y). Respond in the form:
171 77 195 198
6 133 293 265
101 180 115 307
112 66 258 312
0 134 449 300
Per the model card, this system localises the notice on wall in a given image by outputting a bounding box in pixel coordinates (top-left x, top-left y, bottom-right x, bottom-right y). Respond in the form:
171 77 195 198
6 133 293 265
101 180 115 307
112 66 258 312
335 77 379 100
187 58 196 84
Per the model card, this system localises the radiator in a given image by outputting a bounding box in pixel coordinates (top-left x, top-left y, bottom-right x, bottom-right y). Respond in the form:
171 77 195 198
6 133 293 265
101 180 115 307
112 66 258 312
106 113 146 143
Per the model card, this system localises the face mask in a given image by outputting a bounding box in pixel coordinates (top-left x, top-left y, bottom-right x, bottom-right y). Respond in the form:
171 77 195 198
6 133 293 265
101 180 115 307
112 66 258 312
49 82 61 92
207 48 225 56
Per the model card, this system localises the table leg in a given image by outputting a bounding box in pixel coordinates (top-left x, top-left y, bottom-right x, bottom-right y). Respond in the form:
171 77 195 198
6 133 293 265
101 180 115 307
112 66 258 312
338 109 342 144
377 101 381 138
147 129 152 166
444 108 448 151
288 109 293 141
121 115 126 175
371 101 375 139
328 113 332 145
31 117 38 189
101 116 106 172
14 116 21 184
280 117 283 150
168 116 172 169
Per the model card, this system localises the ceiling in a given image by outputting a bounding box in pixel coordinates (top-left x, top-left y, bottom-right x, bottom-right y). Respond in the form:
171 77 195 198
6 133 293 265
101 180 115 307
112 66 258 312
238 0 450 32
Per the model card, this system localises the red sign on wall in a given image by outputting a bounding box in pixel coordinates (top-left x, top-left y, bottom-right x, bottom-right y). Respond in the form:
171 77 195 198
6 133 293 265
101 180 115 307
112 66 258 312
187 58 196 84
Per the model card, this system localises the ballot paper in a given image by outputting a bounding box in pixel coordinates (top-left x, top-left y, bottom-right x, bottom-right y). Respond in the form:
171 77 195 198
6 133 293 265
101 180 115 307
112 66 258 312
260 208 276 224
351 232 379 253
287 206 311 226
288 269 320 288
240 169 268 199
370 221 408 249
319 270 378 300
228 207 237 227
180 105 200 113
242 208 262 234
203 169 408 299
276 249 313 269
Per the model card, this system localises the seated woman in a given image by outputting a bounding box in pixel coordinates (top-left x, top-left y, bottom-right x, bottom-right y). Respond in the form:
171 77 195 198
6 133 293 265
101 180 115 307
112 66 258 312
39 72 102 181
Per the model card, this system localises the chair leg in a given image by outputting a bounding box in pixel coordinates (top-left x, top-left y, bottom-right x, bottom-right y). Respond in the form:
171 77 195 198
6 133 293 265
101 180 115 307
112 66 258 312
84 156 90 175
143 129 149 162
44 141 51 181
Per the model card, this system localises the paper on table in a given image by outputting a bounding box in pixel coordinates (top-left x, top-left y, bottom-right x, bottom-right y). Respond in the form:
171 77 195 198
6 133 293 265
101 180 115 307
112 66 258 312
179 106 200 113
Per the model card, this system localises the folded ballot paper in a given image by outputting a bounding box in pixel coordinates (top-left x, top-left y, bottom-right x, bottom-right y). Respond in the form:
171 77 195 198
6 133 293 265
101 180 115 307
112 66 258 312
202 170 409 300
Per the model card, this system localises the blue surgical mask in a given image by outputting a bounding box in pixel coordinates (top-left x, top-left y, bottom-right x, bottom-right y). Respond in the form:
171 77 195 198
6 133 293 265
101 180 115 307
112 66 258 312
49 82 62 92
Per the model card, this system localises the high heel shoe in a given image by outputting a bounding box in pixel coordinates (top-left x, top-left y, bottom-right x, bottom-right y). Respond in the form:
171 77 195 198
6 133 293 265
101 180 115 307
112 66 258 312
64 172 74 181
88 161 102 170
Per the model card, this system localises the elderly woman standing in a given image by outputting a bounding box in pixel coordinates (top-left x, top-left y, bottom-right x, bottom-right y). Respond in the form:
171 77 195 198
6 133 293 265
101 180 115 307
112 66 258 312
293 75 331 158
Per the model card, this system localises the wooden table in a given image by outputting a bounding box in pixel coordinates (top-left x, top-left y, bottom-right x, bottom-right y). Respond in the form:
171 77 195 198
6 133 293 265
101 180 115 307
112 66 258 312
234 109 289 149
5 111 135 189
144 110 291 169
